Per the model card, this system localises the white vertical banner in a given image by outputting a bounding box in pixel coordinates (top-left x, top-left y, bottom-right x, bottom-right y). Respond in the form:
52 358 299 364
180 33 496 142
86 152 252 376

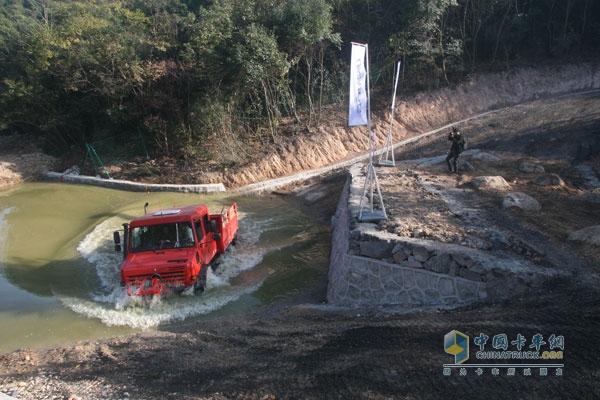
348 42 368 126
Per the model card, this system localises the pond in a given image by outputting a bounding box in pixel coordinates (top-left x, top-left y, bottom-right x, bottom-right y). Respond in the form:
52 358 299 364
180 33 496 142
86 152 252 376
0 182 330 354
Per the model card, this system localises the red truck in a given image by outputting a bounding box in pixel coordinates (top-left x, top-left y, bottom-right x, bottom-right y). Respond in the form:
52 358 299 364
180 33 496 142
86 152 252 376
114 202 239 296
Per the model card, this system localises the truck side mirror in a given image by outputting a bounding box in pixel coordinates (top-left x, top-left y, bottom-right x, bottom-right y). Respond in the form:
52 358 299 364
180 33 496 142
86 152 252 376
113 231 122 252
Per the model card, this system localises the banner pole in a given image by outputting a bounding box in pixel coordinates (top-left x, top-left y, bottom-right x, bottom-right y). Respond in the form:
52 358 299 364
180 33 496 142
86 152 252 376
353 42 386 222
378 60 401 167
366 44 372 165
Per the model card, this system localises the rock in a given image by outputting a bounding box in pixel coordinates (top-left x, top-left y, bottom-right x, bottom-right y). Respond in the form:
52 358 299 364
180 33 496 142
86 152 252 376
448 260 460 276
391 243 403 254
532 173 565 187
412 227 428 238
392 250 408 263
519 162 545 173
459 268 483 282
451 253 475 267
568 225 600 245
424 253 451 273
490 233 511 249
471 175 511 190
471 152 501 162
62 165 80 175
502 192 542 211
457 160 475 171
412 246 430 262
359 240 394 259
467 262 487 275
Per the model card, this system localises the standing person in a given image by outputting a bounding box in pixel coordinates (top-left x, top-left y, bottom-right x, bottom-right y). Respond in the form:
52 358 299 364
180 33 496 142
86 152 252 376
446 127 466 173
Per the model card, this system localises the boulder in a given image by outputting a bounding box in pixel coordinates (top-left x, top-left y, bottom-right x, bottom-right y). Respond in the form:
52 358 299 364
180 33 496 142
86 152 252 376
532 173 565 187
568 225 600 245
457 160 475 172
471 176 511 190
471 152 501 162
502 192 542 211
519 162 545 173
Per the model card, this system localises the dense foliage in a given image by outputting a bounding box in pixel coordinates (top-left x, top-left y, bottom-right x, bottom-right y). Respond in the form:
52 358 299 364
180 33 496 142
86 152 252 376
1 0 599 165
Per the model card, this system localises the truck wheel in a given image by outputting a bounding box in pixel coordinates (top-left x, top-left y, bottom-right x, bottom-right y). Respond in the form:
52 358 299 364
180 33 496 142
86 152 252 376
210 255 221 271
193 279 205 294
193 281 204 294
194 265 208 294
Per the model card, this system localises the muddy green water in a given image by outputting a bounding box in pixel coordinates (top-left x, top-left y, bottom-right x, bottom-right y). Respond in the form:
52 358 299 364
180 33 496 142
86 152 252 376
0 183 330 354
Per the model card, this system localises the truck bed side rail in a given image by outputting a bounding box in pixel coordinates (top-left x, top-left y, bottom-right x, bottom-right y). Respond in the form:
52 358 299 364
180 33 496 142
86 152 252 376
211 203 238 254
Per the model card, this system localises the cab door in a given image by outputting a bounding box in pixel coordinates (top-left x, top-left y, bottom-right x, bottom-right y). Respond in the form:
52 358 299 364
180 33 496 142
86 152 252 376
194 217 217 266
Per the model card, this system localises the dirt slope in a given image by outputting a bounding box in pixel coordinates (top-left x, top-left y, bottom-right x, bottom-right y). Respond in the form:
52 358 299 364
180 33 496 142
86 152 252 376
99 62 599 189
212 63 599 189
0 135 57 188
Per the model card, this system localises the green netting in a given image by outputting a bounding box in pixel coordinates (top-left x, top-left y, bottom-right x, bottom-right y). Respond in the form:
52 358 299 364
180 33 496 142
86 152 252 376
87 129 150 165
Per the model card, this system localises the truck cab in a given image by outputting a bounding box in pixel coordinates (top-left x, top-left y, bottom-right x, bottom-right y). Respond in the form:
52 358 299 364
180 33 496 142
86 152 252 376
114 203 238 296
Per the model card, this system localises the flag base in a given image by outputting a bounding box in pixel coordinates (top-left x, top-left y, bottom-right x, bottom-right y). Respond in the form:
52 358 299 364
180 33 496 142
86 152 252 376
376 159 395 167
357 209 387 222
357 162 387 223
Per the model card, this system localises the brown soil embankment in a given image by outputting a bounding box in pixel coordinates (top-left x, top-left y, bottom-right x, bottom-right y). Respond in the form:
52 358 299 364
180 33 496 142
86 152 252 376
213 62 600 188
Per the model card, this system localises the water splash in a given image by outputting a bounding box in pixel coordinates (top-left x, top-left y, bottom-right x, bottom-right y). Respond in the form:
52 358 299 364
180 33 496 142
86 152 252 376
61 280 263 330
67 213 273 329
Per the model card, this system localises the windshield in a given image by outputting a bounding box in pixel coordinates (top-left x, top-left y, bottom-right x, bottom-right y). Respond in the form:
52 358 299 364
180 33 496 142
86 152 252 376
130 222 195 252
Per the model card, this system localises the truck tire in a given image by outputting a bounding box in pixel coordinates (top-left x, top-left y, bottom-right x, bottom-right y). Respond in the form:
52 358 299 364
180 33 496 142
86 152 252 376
210 254 222 271
194 265 208 294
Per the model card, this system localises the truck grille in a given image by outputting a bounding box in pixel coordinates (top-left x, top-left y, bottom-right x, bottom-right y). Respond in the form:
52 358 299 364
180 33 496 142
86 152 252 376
127 265 187 283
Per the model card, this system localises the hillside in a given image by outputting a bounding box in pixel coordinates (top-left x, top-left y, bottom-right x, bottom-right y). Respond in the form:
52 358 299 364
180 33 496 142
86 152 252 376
1 63 598 191
104 63 600 190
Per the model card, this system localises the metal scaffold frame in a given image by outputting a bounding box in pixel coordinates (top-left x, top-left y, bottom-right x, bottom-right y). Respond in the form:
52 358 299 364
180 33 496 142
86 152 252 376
378 61 401 167
352 43 387 222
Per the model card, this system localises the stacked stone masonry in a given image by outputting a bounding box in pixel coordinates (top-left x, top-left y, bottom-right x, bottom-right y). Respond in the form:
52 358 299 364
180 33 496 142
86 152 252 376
327 164 551 309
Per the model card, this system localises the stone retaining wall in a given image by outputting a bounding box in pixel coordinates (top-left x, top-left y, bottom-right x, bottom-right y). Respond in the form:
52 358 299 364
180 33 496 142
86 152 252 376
327 164 551 308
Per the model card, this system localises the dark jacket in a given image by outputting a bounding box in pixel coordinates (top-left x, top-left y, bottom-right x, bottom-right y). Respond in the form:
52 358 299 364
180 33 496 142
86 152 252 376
449 132 465 155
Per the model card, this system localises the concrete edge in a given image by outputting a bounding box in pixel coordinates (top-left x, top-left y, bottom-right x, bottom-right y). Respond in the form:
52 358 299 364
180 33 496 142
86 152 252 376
40 171 226 194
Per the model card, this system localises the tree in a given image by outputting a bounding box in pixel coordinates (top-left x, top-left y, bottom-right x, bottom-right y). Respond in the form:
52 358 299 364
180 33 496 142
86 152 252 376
1 0 600 165
388 0 462 88
267 0 341 127
232 23 291 141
